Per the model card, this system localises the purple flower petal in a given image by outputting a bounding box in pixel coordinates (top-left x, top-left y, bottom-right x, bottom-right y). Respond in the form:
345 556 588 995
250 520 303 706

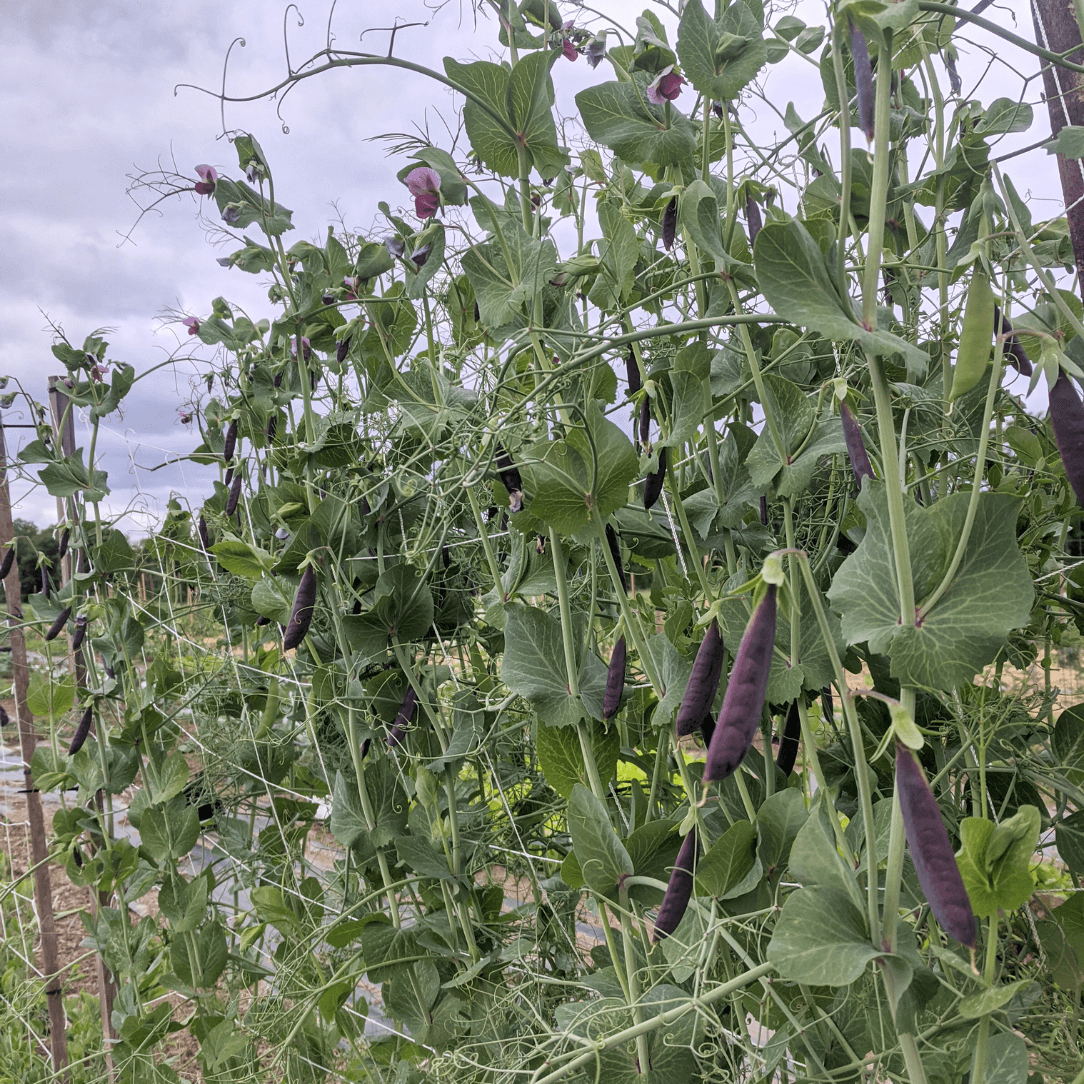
647 66 685 103
585 37 606 69
411 243 432 268
385 238 405 259
222 205 241 225
194 165 217 195
291 336 312 361
562 38 578 61
182 317 201 336
404 166 441 197
414 191 440 219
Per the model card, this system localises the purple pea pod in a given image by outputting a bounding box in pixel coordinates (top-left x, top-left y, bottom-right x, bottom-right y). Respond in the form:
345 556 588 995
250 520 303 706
896 743 977 947
653 829 699 941
496 445 524 513
662 197 678 251
283 566 317 651
759 496 768 526
337 336 351 364
360 738 371 760
69 705 93 756
603 635 627 719
746 192 763 246
851 21 875 142
41 567 50 600
625 347 642 395
225 473 243 516
223 419 238 463
71 615 88 652
388 684 419 747
0 705 7 727
58 527 70 559
644 447 667 510
198 516 211 551
45 606 71 643
0 547 13 581
256 614 270 626
775 700 802 776
993 306 1032 376
675 620 725 737
840 402 875 486
704 585 777 784
1050 371 1084 505
605 524 627 594
639 399 651 446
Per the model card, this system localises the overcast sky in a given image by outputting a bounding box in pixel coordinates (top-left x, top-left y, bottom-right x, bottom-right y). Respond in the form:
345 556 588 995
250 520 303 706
0 0 1057 534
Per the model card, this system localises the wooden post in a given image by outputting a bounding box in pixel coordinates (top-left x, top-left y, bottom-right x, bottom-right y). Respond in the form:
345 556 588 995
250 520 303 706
47 378 117 1072
0 417 68 1079
1031 0 1084 297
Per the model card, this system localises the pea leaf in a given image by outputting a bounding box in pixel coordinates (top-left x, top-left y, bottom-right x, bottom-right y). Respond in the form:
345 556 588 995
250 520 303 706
767 885 881 985
754 218 928 378
694 819 757 897
575 78 698 167
828 482 1034 691
536 720 620 798
522 405 638 535
957 807 1040 918
567 783 634 897
677 0 767 102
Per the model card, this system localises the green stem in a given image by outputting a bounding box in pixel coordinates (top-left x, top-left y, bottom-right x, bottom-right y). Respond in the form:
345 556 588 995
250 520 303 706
971 914 1000 1084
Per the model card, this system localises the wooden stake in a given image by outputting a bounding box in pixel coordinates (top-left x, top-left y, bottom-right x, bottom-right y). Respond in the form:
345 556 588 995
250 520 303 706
0 417 68 1079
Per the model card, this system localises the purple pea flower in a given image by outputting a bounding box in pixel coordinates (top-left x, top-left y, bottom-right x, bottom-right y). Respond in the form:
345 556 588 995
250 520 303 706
194 164 217 195
291 336 312 362
222 205 242 225
183 317 201 336
647 66 685 104
404 166 442 219
584 35 606 69
562 37 578 61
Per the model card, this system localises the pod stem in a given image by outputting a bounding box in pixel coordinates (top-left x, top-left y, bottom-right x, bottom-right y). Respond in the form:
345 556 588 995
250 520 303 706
918 325 1004 617
593 522 664 696
861 28 894 326
970 914 1000 1084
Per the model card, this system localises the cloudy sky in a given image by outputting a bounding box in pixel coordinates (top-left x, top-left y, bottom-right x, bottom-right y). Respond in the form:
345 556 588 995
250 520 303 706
0 0 1057 534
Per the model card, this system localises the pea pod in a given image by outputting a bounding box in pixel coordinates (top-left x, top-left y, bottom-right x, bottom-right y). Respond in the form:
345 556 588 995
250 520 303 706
775 700 802 776
283 566 317 650
605 524 627 594
1050 371 1084 505
850 22 875 142
662 196 678 251
0 548 13 581
388 685 419 747
896 743 977 947
745 192 763 246
704 585 777 784
69 705 94 756
840 402 874 487
225 472 243 516
993 305 1032 376
949 269 995 401
652 829 699 942
644 447 666 510
675 620 725 737
45 607 72 643
603 636 626 720
223 419 238 463
625 347 642 395
71 615 88 652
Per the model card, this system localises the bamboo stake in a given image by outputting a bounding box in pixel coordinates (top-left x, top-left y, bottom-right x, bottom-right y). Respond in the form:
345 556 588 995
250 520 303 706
0 416 68 1079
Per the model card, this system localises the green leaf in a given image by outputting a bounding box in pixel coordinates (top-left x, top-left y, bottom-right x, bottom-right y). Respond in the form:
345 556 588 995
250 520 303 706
694 819 757 897
575 79 698 167
90 363 135 418
211 540 269 581
140 798 200 864
767 885 880 985
788 796 865 913
828 483 1034 691
1056 809 1084 878
667 341 711 446
345 564 434 656
756 788 810 879
250 575 295 623
1053 702 1084 785
958 979 1037 1020
502 604 601 727
588 200 639 311
978 98 1033 136
679 179 727 264
1048 125 1084 158
522 404 638 535
983 1032 1028 1084
27 674 75 720
567 783 634 896
677 0 767 102
754 218 928 377
957 808 1040 918
536 720 620 799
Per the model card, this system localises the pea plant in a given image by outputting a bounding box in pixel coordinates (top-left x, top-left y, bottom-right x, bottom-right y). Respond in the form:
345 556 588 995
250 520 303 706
10 1 1084 1082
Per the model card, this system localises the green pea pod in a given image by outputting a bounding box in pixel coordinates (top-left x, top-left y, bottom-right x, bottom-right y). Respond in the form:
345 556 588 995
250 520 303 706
949 269 995 401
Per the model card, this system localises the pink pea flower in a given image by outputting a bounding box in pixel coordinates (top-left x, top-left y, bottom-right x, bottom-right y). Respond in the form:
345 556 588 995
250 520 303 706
194 165 217 195
291 336 312 362
90 364 109 383
647 66 685 104
404 166 441 219
182 317 201 336
179 410 193 425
